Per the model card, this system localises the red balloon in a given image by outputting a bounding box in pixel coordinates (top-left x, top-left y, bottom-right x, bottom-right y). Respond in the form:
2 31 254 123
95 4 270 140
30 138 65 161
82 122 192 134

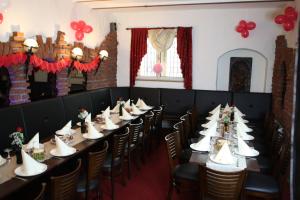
75 31 84 41
239 20 247 28
246 21 256 30
70 21 78 30
283 20 294 31
241 29 249 38
78 20 86 29
274 15 287 24
285 6 295 15
286 10 298 21
0 13 3 24
83 25 93 33
236 26 244 33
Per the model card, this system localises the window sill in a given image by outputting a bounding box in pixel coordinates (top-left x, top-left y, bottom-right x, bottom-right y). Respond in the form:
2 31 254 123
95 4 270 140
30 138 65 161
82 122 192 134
136 76 183 82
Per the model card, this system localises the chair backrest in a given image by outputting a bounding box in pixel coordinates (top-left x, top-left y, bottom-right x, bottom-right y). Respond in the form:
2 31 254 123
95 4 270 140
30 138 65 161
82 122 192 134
180 114 192 139
128 118 143 147
199 165 247 200
153 106 163 128
165 132 181 175
87 141 108 183
273 138 291 179
270 124 285 160
34 182 47 200
50 159 82 200
143 113 154 138
173 121 187 149
112 128 129 161
187 105 197 134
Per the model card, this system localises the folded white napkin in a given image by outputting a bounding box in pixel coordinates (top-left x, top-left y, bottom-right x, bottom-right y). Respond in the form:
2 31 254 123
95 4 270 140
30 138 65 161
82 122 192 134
223 103 231 112
56 121 72 135
234 107 245 116
104 116 118 129
124 99 131 109
54 136 75 156
237 121 252 132
121 107 133 119
26 133 40 149
238 136 254 155
193 135 211 151
206 110 220 121
102 106 110 118
131 103 143 115
209 104 221 114
236 125 254 140
20 150 46 175
140 100 152 110
136 98 142 107
85 122 103 139
214 142 234 164
85 113 92 123
111 103 120 113
234 112 248 124
202 119 217 129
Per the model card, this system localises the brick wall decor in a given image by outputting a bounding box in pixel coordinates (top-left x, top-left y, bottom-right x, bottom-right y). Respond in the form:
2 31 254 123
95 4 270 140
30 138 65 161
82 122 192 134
272 35 296 138
0 23 117 105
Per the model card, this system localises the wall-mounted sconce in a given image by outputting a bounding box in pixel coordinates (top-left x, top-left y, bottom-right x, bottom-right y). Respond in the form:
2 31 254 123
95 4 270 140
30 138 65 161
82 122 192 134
94 50 109 75
23 38 39 77
68 47 83 76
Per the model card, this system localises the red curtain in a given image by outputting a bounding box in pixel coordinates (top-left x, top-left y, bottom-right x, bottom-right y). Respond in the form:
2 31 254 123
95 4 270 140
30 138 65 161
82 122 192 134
177 27 192 89
130 28 148 87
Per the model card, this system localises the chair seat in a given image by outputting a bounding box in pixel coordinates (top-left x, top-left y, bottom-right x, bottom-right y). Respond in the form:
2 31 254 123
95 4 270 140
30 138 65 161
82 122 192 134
245 172 279 194
257 156 272 174
179 148 192 164
173 163 199 181
77 174 99 193
102 153 122 169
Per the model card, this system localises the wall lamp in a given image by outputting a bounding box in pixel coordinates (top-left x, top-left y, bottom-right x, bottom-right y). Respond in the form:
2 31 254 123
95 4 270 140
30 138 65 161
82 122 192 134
23 38 39 77
94 50 109 75
68 47 83 76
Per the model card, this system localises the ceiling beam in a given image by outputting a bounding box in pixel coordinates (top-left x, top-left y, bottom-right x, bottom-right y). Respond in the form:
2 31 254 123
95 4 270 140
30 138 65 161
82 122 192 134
90 0 293 10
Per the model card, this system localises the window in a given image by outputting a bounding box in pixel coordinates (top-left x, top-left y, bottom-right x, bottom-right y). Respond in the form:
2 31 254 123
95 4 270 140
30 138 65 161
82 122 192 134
138 38 182 80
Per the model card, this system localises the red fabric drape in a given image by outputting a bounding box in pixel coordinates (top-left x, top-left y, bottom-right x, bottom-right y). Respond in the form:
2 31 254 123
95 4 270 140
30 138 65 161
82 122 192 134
130 28 148 87
177 27 192 89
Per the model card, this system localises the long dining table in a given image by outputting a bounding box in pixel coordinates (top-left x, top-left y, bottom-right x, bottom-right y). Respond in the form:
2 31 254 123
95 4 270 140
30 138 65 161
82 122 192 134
0 112 146 200
189 109 261 173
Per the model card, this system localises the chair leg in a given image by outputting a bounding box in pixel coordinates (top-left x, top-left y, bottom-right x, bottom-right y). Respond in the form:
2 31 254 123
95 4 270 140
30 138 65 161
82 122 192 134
111 172 115 200
122 165 127 186
167 179 174 200
128 152 131 179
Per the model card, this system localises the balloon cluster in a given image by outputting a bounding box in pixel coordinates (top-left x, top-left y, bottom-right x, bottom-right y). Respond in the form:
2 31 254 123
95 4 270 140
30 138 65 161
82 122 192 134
70 20 93 41
235 20 256 38
274 7 298 32
153 63 163 74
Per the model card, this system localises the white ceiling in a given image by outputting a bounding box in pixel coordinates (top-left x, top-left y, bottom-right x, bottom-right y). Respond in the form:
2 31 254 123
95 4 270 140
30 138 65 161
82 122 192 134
74 0 287 10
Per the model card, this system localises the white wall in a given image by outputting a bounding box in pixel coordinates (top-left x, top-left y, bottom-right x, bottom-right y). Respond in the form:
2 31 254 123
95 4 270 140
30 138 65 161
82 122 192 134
108 2 298 92
0 0 110 48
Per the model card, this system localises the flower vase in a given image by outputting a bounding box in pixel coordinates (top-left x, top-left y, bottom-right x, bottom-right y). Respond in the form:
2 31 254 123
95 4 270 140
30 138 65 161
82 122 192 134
80 119 87 133
15 149 22 164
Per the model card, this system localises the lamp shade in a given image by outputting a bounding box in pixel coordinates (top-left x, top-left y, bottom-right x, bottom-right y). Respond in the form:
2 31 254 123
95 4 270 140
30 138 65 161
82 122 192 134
99 50 108 60
23 39 38 53
71 47 83 60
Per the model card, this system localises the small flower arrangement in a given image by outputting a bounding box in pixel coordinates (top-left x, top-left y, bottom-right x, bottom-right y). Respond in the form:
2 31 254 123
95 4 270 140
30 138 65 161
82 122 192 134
9 127 24 149
78 108 88 120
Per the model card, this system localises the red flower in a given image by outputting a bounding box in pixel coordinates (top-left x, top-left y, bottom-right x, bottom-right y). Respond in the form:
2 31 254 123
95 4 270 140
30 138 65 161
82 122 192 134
16 127 23 133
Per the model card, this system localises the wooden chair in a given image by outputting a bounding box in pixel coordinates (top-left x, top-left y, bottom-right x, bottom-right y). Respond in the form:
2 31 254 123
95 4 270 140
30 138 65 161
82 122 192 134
173 121 192 164
102 129 129 200
199 165 247 200
152 106 163 144
165 132 199 200
187 105 198 136
34 182 47 200
140 112 154 157
126 119 143 179
77 141 108 200
244 140 291 199
180 114 194 142
50 159 82 200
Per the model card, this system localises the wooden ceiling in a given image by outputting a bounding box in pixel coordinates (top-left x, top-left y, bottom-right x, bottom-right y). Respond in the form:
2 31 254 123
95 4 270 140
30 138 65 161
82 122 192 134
74 0 291 10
